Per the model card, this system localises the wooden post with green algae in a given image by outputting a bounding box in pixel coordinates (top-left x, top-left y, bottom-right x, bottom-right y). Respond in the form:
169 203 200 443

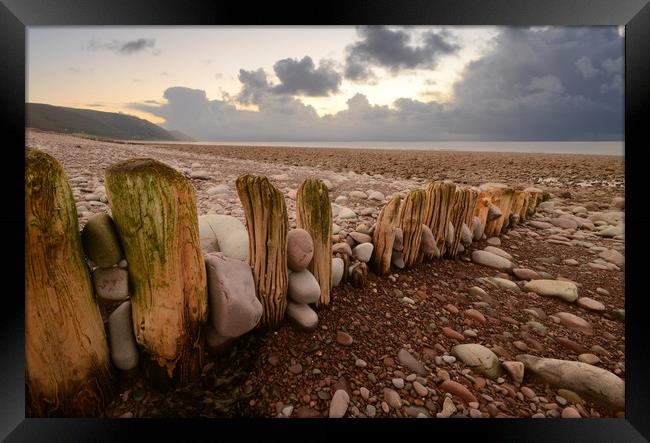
296 179 332 307
26 148 113 417
236 173 289 330
105 158 208 386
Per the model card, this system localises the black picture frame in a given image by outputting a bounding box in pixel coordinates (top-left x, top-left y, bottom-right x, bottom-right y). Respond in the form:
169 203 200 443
2 0 648 440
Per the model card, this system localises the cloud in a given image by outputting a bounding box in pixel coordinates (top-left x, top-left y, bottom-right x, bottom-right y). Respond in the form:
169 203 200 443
87 38 157 55
575 56 600 79
527 75 564 94
132 27 623 141
344 26 460 80
271 56 341 96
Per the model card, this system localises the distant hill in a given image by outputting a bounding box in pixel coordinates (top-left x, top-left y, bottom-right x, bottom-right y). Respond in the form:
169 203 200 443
26 103 194 142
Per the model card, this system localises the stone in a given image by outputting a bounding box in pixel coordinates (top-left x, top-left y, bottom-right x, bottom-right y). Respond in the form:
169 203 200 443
420 224 437 255
516 354 624 411
329 389 350 418
336 331 353 346
81 213 124 267
611 196 624 210
397 349 427 376
528 221 553 229
391 250 405 269
92 267 129 301
439 380 477 404
413 381 428 397
352 243 374 263
502 361 524 383
365 404 376 417
331 258 344 287
487 203 502 221
451 344 502 379
555 312 593 335
523 279 578 302
550 218 578 229
349 232 372 244
472 216 485 241
487 237 501 246
287 229 314 272
483 246 513 260
332 242 352 256
393 228 404 251
207 184 229 195
368 191 385 201
350 191 368 199
598 249 624 266
562 407 581 418
487 277 519 292
198 214 249 261
577 297 605 311
383 388 402 409
461 223 473 245
338 207 357 219
471 250 513 270
442 327 465 341
555 337 588 354
107 301 139 370
595 224 624 238
286 301 318 331
468 286 488 299
204 323 235 354
360 387 370 400
578 354 600 365
288 270 321 304
334 195 348 205
190 170 211 179
205 252 262 338
392 378 405 389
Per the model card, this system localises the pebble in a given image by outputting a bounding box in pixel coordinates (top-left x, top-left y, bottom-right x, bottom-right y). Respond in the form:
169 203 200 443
383 388 402 409
397 349 427 375
487 237 501 246
365 404 376 417
413 381 428 397
329 390 350 418
439 380 477 403
289 363 303 374
392 378 405 389
577 297 606 311
577 353 600 365
561 406 581 418
336 331 354 346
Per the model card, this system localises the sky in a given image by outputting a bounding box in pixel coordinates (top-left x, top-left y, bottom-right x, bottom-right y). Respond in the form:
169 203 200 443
27 26 624 141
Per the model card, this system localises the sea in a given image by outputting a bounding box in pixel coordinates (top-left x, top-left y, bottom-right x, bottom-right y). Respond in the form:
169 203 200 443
144 140 624 156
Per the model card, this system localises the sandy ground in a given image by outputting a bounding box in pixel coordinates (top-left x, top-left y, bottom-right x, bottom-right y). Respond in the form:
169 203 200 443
26 130 625 419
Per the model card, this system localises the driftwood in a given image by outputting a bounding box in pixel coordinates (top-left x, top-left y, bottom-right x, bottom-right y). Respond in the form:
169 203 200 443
423 181 456 256
236 174 289 330
296 179 332 307
105 158 207 386
26 149 113 416
370 194 401 275
446 187 478 258
523 187 544 218
398 189 427 268
509 190 529 226
483 183 515 237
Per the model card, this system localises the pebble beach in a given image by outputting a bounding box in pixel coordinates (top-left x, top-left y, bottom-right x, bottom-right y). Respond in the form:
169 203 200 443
26 129 625 419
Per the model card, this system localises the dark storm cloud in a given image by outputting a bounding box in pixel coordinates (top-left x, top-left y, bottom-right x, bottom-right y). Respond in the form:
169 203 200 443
131 27 623 141
271 57 341 96
344 26 460 80
87 38 157 55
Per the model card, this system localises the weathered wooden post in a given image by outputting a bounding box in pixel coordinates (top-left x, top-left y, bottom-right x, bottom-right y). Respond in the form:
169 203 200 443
236 174 289 329
105 158 207 386
483 183 515 237
398 189 427 268
423 180 456 256
26 149 113 416
370 194 401 275
446 187 478 258
473 190 493 236
523 186 544 217
509 189 528 226
296 179 332 307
